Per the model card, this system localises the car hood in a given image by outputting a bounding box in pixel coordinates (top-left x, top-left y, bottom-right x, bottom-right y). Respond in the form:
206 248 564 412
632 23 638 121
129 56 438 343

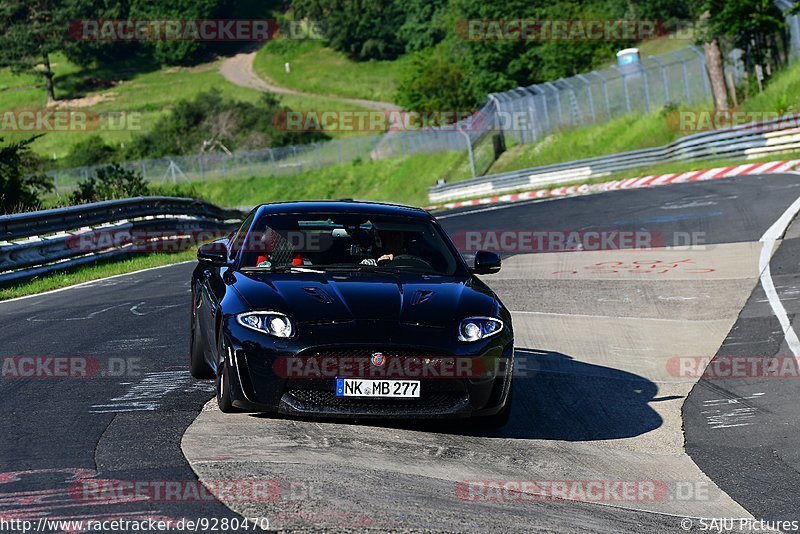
230 270 498 327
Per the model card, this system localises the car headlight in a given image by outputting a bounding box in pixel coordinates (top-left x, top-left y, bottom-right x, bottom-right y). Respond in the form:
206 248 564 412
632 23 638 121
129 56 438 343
458 317 503 342
236 311 294 338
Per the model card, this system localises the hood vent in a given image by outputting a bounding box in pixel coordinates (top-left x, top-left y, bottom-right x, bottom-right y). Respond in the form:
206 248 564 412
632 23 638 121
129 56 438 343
303 286 334 304
411 290 434 305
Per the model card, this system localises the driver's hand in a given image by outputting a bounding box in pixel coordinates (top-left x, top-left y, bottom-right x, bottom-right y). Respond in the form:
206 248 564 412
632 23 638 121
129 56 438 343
377 254 394 265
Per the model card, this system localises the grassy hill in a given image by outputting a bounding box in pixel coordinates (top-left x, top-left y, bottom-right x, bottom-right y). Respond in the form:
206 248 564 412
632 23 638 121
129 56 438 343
253 40 408 103
0 50 384 160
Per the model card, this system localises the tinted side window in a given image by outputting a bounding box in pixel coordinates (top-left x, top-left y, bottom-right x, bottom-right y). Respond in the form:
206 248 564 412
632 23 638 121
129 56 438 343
229 210 256 261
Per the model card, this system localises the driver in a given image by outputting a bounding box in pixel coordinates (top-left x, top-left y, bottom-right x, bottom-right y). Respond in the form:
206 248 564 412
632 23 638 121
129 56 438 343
361 229 406 266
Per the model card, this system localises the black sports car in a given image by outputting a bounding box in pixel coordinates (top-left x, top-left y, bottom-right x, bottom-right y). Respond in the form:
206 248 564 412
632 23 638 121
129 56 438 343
189 201 514 426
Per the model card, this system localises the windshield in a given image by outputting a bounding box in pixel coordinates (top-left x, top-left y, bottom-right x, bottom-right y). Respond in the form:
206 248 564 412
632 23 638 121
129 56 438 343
236 212 465 276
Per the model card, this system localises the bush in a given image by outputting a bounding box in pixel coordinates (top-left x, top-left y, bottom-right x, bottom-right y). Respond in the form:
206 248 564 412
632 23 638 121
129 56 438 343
69 164 150 204
0 136 53 214
63 135 118 168
127 90 328 159
396 46 479 113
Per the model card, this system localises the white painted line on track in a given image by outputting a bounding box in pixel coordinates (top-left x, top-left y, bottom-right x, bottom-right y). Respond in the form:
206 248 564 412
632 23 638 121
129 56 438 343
436 197 558 219
0 261 194 305
759 194 800 360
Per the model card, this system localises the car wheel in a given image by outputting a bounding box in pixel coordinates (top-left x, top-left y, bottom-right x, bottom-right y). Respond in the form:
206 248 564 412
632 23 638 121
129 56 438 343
189 304 214 379
216 338 242 413
477 386 513 428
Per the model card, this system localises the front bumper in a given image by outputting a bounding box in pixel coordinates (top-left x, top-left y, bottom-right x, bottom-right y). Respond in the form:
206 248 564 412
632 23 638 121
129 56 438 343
221 319 514 419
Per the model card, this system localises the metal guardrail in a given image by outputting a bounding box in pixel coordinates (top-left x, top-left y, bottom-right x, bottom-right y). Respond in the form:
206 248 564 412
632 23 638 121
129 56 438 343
0 197 244 286
428 116 800 202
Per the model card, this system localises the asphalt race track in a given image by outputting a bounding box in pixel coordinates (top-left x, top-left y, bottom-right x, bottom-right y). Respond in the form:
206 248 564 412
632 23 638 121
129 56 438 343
3 172 800 533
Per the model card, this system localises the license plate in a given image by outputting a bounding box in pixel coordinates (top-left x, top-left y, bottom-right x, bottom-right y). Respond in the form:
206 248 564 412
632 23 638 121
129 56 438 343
335 378 420 398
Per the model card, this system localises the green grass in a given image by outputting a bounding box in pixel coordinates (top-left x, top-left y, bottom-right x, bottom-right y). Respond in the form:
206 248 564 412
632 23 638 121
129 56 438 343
180 150 465 208
253 40 407 103
488 60 800 178
737 61 800 115
0 249 196 301
488 110 685 174
0 52 373 160
0 55 261 158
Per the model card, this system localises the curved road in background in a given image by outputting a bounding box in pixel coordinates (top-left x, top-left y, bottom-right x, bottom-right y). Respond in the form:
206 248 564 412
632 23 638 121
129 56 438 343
2 173 800 532
219 51 401 112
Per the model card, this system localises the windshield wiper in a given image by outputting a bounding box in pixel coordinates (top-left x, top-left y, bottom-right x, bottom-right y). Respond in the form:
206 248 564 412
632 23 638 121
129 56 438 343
321 264 435 276
241 265 324 274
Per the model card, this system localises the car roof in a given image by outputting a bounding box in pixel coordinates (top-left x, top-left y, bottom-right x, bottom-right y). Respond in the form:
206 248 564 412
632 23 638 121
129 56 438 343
254 200 431 219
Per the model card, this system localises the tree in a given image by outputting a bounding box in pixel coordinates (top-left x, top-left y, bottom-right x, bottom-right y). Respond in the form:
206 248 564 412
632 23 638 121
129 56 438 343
0 0 81 104
696 0 786 110
0 137 53 214
396 46 478 112
293 0 406 60
704 36 730 111
703 0 785 71
396 0 449 53
128 0 240 65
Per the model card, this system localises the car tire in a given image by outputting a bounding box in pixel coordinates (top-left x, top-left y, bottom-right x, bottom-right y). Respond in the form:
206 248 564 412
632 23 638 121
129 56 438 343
216 337 242 413
477 386 513 428
189 305 214 379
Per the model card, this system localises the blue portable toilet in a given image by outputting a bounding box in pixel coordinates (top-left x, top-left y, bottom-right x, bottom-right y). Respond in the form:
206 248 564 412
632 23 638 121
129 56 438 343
616 48 641 76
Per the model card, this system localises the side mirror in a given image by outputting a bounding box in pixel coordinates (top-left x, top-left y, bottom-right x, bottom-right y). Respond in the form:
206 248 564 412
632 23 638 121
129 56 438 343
472 250 501 275
197 239 229 267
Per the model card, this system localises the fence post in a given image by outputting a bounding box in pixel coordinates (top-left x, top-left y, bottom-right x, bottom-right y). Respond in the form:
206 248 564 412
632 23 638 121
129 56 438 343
611 66 631 113
488 93 503 134
520 87 539 142
575 74 595 123
650 55 670 104
543 82 564 125
531 86 551 133
672 51 692 102
688 45 711 99
197 155 205 181
269 148 277 175
588 71 611 119
456 124 476 178
641 65 652 113
52 170 60 197
561 78 584 126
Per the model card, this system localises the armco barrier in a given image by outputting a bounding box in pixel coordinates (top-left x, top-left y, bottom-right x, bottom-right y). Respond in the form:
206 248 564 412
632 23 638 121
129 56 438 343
0 197 244 286
425 160 800 211
428 116 800 203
